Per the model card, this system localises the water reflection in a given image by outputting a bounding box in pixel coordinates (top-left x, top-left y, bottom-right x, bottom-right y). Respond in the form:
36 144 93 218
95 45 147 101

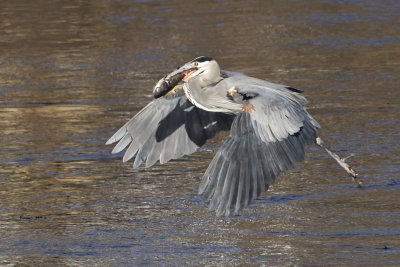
1 0 399 265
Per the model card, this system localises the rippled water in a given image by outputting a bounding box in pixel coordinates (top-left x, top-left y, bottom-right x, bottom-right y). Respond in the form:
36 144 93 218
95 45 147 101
1 0 399 265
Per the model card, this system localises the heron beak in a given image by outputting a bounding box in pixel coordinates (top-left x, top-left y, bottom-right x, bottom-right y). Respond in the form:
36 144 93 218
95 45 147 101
168 83 182 94
182 68 198 81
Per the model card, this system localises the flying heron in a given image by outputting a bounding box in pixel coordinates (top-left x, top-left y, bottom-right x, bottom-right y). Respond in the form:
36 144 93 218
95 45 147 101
106 56 360 217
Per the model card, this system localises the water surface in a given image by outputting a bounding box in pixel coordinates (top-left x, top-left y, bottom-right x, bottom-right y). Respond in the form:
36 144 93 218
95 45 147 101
1 0 399 265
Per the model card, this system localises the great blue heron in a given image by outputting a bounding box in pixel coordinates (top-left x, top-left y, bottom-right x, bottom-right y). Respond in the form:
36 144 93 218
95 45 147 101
106 56 360 217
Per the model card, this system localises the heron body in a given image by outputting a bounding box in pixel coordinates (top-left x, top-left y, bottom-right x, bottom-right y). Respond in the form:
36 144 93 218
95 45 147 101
107 56 321 216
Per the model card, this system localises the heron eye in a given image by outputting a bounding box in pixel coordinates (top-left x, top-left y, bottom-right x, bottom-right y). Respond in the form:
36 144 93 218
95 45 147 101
194 62 198 66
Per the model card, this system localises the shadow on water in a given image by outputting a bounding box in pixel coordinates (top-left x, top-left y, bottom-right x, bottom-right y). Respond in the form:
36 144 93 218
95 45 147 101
1 0 399 265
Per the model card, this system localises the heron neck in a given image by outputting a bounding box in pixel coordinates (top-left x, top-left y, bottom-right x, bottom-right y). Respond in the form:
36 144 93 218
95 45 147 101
183 79 241 114
183 80 214 112
198 69 221 87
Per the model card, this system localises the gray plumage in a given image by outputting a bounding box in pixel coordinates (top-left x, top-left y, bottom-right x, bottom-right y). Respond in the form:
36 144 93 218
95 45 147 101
106 56 321 216
106 96 233 168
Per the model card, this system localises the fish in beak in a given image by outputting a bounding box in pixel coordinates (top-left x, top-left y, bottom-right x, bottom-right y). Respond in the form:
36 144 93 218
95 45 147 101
153 67 198 99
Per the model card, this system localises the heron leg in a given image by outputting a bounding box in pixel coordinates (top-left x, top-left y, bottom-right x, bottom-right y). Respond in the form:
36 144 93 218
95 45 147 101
315 137 362 187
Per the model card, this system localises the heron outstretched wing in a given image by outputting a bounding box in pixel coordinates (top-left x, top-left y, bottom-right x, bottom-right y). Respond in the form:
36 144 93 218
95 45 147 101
199 83 319 216
106 90 234 168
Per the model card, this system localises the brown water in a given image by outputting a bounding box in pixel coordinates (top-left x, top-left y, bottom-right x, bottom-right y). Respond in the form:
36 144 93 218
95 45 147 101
1 0 399 266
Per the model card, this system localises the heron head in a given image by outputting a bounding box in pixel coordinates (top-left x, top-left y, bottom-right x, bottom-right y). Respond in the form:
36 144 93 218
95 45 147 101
153 56 220 98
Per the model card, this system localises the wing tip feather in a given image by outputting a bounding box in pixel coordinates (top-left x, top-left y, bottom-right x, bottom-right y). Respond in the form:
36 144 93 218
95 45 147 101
105 138 115 145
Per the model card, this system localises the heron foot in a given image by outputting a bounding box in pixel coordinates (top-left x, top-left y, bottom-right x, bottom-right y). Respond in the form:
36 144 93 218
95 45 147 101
315 137 362 188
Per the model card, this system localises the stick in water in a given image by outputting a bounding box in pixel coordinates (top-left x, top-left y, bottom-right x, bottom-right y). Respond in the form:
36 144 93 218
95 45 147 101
315 137 362 187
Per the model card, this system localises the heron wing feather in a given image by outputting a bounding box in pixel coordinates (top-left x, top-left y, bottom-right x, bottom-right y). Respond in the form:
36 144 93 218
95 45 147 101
106 94 234 168
199 86 318 216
